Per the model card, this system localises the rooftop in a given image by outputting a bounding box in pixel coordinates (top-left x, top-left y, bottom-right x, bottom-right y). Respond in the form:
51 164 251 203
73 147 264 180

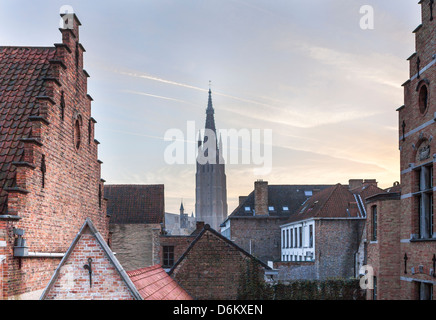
105 184 165 224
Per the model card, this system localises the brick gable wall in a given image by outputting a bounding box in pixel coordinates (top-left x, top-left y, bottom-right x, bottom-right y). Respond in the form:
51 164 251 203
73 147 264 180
44 232 133 300
170 229 266 300
0 14 109 299
397 0 436 300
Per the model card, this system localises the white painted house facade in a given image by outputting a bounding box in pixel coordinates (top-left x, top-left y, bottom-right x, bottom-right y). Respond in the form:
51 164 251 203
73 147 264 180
280 218 315 262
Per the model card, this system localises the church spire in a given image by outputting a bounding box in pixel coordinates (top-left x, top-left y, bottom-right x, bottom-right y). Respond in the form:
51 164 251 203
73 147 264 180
205 88 216 133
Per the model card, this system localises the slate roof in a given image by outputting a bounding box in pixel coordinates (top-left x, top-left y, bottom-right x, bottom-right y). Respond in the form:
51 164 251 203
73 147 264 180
384 182 401 194
284 183 387 224
127 265 192 300
0 46 56 214
229 185 333 218
105 184 165 224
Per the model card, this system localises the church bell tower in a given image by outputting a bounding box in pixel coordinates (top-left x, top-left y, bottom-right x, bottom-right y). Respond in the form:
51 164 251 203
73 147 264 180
195 89 228 230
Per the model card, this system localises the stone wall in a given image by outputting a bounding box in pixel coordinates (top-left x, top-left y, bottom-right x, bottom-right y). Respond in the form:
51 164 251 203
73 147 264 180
109 223 161 271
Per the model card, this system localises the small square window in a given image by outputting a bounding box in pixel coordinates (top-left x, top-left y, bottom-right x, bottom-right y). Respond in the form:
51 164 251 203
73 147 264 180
283 206 289 211
244 206 251 212
268 206 274 211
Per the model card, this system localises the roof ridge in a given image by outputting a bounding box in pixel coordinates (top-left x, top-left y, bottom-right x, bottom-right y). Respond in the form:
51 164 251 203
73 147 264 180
169 224 271 275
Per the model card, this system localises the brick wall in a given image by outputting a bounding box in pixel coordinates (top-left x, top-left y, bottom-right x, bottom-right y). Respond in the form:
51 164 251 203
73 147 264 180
229 217 285 263
170 229 266 300
366 197 401 300
315 219 365 280
396 0 436 300
159 234 196 268
1 14 109 299
273 261 316 281
44 233 133 300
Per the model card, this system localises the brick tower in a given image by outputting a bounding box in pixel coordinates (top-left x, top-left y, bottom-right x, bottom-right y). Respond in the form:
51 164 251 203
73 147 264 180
195 89 228 230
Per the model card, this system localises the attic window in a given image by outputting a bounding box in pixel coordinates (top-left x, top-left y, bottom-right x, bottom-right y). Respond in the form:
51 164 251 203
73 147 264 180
244 206 251 212
268 206 274 211
305 190 313 197
283 206 289 211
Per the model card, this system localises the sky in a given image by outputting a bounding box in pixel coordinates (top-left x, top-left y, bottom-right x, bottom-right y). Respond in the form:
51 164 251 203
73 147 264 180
0 0 421 215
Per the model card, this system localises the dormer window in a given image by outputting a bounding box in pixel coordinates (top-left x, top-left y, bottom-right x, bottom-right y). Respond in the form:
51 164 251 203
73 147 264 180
305 190 313 197
283 206 289 211
268 206 274 211
244 206 251 212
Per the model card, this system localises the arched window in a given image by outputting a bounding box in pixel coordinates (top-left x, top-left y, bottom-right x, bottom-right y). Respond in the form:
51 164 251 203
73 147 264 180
419 84 429 114
74 116 82 150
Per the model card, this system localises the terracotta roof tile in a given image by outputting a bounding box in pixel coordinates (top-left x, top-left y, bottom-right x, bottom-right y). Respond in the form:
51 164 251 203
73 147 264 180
127 265 192 300
104 184 165 224
0 46 56 213
285 183 388 223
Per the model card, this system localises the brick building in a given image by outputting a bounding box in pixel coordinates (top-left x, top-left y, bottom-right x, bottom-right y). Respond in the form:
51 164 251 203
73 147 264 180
169 224 276 300
220 180 331 263
105 184 164 271
365 0 436 300
0 13 109 300
159 221 205 271
278 180 385 281
41 218 191 300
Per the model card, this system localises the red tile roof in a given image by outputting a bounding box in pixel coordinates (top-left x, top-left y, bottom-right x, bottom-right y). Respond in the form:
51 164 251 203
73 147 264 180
285 183 387 223
127 265 192 300
0 46 56 214
104 184 165 224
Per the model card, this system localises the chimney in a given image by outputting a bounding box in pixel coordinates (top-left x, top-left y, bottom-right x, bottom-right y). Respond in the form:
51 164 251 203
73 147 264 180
239 196 248 206
348 179 363 191
254 180 268 216
363 179 377 188
196 221 205 231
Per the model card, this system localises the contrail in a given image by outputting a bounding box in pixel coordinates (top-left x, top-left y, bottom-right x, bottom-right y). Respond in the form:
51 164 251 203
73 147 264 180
121 89 192 104
118 71 207 92
117 69 274 109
